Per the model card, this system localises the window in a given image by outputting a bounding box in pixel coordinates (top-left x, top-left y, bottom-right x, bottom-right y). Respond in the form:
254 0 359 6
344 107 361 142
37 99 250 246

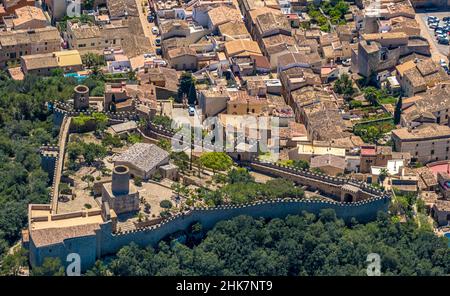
431 150 435 155
91 43 95 46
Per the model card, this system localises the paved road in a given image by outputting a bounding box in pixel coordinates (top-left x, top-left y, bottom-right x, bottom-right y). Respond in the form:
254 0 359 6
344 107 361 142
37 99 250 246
136 0 158 51
415 11 449 63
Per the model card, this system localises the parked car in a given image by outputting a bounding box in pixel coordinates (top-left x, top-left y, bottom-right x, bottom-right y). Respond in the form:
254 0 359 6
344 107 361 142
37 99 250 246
147 14 154 22
430 22 439 29
443 16 450 22
188 106 195 116
440 59 447 67
151 26 159 35
342 58 351 66
155 38 161 46
438 37 449 45
428 16 439 22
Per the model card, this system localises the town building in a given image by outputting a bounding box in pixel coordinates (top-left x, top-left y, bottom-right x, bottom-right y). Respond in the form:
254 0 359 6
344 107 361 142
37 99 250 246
198 87 229 118
0 26 61 67
310 154 346 176
3 5 48 30
401 83 450 127
21 50 83 76
167 47 198 71
392 124 450 164
354 32 431 78
395 58 449 97
104 82 134 112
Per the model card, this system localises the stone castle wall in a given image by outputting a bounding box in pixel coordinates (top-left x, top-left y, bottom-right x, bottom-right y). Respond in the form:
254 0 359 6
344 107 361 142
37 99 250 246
99 196 389 260
32 196 389 272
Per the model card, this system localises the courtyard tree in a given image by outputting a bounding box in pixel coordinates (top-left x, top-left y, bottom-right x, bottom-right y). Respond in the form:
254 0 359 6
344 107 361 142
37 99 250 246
157 138 171 152
188 83 197 105
394 96 402 125
81 142 107 164
92 112 108 135
170 151 190 172
82 53 106 68
227 167 254 184
67 142 84 163
199 152 233 174
292 160 310 170
82 174 95 189
101 133 123 148
160 199 174 209
178 72 196 104
333 74 354 99
134 176 143 187
378 168 388 184
171 183 188 200
151 115 173 130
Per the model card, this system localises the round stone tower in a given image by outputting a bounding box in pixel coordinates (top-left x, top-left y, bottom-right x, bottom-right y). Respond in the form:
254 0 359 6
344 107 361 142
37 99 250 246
112 165 130 196
73 85 90 110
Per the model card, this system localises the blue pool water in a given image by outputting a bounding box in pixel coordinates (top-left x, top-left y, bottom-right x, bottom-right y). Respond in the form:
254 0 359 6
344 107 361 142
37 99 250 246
445 233 450 247
64 72 88 82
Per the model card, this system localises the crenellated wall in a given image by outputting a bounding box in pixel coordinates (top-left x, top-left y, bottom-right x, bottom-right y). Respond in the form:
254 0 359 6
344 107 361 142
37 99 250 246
100 197 390 257
30 196 390 272
31 103 392 272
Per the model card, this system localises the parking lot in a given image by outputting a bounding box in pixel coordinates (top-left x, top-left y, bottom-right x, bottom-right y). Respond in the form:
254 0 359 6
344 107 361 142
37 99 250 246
416 11 450 62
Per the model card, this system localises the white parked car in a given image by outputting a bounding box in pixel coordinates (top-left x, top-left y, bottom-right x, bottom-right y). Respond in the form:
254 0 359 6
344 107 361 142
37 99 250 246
342 58 351 66
151 26 159 35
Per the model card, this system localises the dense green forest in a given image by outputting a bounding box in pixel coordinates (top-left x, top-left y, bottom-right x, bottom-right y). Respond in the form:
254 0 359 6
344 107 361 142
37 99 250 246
86 211 450 276
0 72 77 260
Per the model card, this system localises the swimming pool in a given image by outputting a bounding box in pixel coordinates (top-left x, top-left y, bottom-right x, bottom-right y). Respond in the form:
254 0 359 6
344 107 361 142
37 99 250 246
64 72 88 82
445 233 450 247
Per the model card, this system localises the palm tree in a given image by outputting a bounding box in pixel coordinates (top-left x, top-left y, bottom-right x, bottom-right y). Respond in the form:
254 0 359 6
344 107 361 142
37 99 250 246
378 168 388 184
